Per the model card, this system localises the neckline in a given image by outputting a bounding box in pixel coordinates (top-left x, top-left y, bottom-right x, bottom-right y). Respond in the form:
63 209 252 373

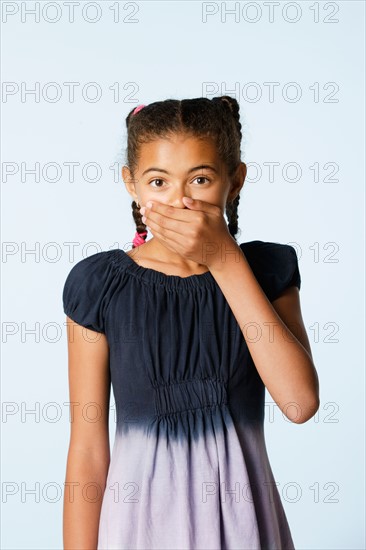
112 249 216 290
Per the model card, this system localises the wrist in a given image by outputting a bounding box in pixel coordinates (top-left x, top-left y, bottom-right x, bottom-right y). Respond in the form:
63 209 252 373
206 239 245 273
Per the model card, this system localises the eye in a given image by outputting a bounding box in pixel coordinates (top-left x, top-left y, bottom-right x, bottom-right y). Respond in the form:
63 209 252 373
147 176 210 188
192 176 210 185
148 178 165 188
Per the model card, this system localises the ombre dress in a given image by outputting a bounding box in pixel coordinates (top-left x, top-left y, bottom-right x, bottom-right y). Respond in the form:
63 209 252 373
62 240 301 550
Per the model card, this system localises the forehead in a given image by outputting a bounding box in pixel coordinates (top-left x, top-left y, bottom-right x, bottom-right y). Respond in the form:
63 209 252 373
137 134 219 166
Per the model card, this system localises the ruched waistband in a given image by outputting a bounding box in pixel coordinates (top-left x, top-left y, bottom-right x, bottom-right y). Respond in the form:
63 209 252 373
153 378 228 417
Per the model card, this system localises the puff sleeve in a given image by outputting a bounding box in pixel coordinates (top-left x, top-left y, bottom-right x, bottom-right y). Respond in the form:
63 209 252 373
62 251 116 333
240 241 301 302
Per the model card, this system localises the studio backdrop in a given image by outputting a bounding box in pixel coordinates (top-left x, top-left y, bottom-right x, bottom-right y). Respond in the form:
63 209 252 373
2 1 365 549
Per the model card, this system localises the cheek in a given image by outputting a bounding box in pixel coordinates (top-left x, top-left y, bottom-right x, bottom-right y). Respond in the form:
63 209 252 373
204 188 226 207
137 191 157 207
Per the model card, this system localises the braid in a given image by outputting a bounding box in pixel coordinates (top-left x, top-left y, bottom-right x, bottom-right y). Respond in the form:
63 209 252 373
131 200 148 248
226 194 241 240
125 96 244 244
218 95 242 143
214 96 243 242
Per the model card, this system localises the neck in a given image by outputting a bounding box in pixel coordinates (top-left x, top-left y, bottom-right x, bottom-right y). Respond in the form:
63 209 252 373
134 237 209 274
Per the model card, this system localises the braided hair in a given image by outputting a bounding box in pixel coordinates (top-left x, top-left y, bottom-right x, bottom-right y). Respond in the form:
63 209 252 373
124 96 243 248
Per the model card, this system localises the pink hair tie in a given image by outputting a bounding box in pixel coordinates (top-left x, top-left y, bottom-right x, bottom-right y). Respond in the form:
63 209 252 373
133 230 147 247
133 104 146 115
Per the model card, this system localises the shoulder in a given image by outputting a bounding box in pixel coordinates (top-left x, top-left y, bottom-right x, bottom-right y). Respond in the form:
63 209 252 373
240 240 299 267
63 249 117 295
62 249 119 333
239 240 301 302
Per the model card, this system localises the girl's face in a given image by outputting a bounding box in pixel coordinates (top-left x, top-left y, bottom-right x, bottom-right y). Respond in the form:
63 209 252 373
123 133 246 212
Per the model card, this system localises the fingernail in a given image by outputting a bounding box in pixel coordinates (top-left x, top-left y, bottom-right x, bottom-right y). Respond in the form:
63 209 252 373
142 216 147 223
146 201 153 208
140 206 146 215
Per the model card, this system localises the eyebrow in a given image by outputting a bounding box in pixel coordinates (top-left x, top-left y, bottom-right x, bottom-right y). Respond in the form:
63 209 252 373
142 164 219 176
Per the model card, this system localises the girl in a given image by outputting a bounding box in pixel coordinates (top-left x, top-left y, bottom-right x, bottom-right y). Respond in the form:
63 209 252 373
62 96 319 549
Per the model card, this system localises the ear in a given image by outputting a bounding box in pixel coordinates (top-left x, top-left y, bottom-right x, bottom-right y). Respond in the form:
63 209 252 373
227 162 247 203
122 165 138 203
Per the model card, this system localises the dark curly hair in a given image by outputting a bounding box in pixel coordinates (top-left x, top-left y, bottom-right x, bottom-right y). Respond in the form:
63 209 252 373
124 96 244 248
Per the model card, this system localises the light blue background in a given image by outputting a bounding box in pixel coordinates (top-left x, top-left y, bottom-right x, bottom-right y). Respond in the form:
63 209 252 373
2 1 365 548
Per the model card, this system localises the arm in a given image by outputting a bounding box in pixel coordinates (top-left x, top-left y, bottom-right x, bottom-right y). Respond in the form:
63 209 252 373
209 243 320 424
63 316 111 549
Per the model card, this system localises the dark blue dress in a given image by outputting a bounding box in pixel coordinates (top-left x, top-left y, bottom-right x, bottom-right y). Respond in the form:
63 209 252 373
62 240 301 549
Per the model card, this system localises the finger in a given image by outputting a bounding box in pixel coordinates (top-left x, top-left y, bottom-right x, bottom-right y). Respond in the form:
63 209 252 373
144 214 187 244
143 208 190 233
142 201 196 223
143 201 188 221
182 197 221 214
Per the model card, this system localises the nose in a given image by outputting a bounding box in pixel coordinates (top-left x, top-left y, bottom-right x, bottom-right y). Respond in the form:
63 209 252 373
170 194 191 209
171 201 186 209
